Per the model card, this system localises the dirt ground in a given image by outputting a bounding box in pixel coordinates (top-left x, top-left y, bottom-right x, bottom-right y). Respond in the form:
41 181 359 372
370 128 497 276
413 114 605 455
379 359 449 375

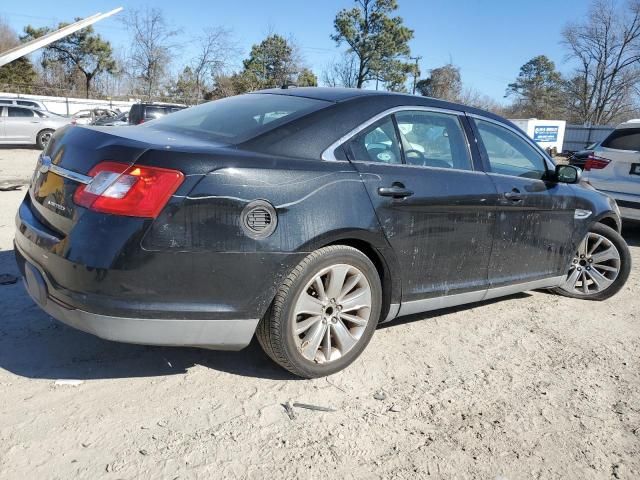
0 147 638 479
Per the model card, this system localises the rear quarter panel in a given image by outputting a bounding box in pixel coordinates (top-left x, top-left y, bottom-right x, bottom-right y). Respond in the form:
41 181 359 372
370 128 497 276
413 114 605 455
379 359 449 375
140 154 399 318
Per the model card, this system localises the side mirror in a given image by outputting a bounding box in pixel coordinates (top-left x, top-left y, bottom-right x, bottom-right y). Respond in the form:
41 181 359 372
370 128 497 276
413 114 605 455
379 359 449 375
555 164 581 184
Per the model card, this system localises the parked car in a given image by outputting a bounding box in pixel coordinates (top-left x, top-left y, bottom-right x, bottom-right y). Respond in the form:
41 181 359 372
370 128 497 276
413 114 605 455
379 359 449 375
15 88 630 378
568 142 599 169
0 97 49 111
92 111 128 126
71 108 119 125
128 102 186 124
581 120 640 221
0 105 71 149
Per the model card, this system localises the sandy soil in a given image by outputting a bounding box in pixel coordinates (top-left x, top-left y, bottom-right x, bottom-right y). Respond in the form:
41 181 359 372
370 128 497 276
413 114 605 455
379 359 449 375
0 148 638 479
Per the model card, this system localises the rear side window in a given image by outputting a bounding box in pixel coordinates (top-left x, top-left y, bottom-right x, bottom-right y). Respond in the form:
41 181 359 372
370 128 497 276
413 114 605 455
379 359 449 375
17 100 36 107
145 106 168 119
7 107 34 117
149 94 330 144
601 128 640 150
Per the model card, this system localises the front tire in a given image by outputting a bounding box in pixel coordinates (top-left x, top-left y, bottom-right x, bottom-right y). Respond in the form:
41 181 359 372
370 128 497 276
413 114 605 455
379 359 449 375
552 223 631 300
36 129 54 150
257 245 382 378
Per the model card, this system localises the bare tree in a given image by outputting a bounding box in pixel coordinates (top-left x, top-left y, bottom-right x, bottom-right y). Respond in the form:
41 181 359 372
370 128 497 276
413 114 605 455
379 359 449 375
416 64 462 101
190 27 237 102
459 87 506 116
122 8 179 101
0 17 18 51
323 53 359 87
563 0 640 125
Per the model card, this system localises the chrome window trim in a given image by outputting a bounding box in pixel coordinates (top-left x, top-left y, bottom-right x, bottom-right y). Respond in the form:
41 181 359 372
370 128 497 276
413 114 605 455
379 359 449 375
467 112 556 171
321 105 465 162
49 164 93 185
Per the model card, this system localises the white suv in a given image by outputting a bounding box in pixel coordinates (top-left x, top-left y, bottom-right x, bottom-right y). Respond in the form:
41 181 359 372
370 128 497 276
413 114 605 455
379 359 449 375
584 119 640 221
0 97 49 111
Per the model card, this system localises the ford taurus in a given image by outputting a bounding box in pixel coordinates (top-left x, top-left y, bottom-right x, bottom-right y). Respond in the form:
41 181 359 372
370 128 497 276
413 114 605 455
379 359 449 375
14 88 631 378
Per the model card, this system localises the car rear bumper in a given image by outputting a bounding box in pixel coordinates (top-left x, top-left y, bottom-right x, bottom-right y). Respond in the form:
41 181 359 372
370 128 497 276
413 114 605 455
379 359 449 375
599 190 640 221
16 245 258 350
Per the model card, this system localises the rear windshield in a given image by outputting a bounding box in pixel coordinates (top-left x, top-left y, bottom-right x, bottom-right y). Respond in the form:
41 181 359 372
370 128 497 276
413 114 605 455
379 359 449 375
147 93 330 144
601 128 640 150
144 106 176 119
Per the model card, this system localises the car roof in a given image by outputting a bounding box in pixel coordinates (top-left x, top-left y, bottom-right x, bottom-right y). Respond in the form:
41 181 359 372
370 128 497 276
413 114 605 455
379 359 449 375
616 119 640 129
136 102 186 107
252 87 505 123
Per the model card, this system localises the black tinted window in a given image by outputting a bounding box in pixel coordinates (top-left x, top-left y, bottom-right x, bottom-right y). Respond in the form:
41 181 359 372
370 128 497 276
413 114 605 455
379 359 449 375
601 128 640 150
148 94 329 144
7 107 34 117
145 106 169 119
395 111 472 170
17 100 37 107
347 117 402 164
476 119 547 179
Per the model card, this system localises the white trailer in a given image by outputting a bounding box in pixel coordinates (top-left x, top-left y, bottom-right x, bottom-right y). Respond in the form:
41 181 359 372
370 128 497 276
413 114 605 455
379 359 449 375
510 118 566 154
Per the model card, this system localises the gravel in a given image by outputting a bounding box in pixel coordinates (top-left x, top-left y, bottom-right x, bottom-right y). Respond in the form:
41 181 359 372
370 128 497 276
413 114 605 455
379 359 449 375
0 148 638 479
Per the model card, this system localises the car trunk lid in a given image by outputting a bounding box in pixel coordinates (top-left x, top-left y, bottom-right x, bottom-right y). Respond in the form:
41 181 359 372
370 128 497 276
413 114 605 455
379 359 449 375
28 125 227 235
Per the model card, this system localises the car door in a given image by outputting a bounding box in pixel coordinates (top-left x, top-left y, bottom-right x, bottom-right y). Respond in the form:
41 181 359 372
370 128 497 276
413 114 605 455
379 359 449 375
471 116 576 288
4 106 41 141
0 106 6 140
342 108 498 314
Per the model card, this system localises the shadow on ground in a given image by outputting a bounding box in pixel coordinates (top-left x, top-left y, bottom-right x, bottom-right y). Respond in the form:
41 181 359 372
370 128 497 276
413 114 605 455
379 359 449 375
1 222 639 382
0 248 295 382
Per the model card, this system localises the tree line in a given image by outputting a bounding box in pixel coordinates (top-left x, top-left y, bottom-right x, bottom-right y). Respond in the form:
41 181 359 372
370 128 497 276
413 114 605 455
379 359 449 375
1 0 639 125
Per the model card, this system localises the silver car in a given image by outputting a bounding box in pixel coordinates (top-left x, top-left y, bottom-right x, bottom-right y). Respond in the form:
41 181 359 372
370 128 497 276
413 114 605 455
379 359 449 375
0 105 72 149
0 97 49 111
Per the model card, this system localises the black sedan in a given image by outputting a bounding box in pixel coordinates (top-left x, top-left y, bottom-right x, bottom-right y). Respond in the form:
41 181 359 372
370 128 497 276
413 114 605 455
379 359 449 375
15 88 631 378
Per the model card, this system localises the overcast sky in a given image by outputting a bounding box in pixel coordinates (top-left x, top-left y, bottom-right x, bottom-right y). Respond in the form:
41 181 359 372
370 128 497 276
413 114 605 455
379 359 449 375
3 0 593 102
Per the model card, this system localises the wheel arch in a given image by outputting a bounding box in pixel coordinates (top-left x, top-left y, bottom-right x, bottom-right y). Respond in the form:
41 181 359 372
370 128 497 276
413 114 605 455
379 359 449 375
593 212 621 233
309 230 402 324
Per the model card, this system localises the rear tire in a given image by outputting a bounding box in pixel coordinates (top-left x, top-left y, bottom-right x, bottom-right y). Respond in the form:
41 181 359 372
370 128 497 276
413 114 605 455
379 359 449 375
552 223 631 301
36 129 54 150
257 245 382 378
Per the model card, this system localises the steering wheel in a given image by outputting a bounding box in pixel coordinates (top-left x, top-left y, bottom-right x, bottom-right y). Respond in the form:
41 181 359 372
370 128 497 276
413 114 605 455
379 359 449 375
404 149 426 165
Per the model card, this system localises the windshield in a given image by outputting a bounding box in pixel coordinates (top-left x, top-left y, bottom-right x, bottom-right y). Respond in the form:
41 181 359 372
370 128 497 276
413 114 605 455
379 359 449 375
147 93 330 144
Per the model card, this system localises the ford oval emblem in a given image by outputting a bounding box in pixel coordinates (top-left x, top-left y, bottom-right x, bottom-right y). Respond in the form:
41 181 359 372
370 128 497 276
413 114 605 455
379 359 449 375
39 156 52 174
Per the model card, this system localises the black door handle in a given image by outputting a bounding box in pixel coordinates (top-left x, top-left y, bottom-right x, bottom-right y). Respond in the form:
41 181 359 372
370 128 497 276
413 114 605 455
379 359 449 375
504 188 522 202
378 183 414 198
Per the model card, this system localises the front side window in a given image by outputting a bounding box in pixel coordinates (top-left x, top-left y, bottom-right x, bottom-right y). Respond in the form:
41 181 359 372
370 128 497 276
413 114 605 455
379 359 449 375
476 119 547 179
395 111 472 170
346 117 402 164
601 128 640 151
149 94 330 144
7 107 34 118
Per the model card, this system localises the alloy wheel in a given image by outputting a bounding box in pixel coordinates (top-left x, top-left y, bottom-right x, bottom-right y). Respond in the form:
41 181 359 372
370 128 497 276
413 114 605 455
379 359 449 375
563 232 621 295
39 131 52 147
292 264 372 363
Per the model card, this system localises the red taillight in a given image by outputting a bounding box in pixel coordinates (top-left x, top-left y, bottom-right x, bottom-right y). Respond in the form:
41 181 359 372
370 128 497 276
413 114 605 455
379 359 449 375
584 154 611 171
73 162 184 218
